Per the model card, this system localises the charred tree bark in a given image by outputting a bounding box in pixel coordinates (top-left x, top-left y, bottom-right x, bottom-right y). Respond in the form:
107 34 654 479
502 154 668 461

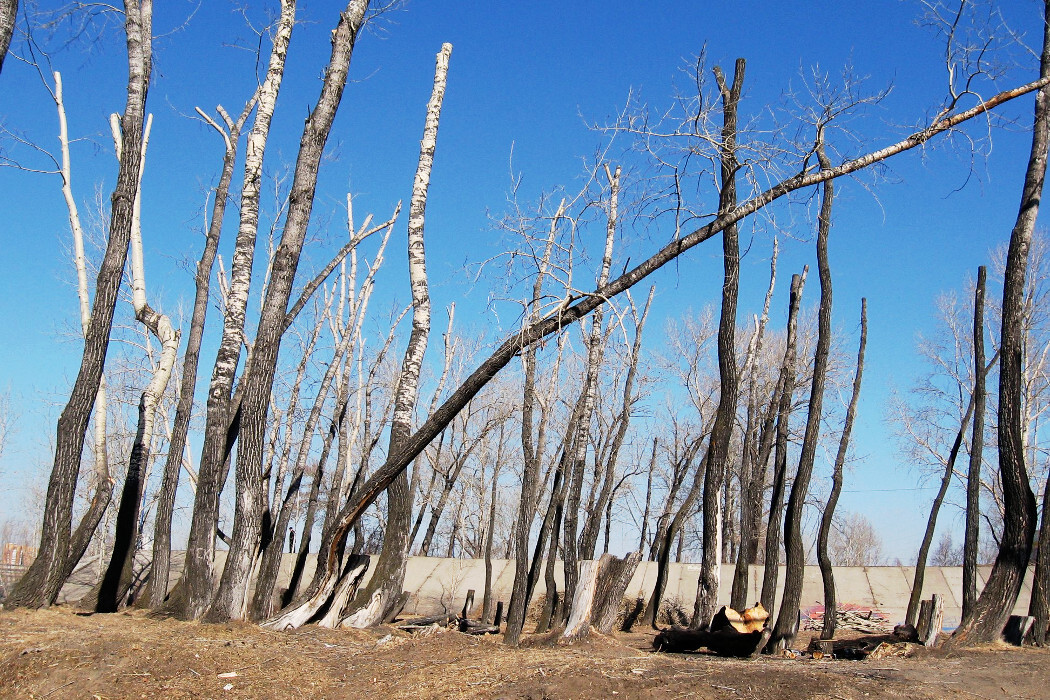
963 266 988 620
7 0 152 610
760 271 805 614
816 298 867 640
949 3 1050 647
693 59 745 631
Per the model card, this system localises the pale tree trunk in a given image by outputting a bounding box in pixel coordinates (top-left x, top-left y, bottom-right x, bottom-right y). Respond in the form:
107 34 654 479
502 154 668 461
730 243 777 611
146 96 256 609
771 132 837 651
269 63 1050 632
562 165 621 627
338 42 449 629
760 271 805 614
166 0 296 621
816 298 867 640
504 206 564 646
7 0 152 610
0 0 15 74
950 0 1050 647
693 59 745 631
963 265 988 620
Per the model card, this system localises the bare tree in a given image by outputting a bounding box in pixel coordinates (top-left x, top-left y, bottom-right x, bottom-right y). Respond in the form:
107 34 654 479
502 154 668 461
963 265 989 619
816 298 867 641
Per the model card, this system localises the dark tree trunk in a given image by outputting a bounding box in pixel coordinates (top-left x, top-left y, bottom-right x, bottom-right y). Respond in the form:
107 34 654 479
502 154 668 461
759 271 805 614
1030 462 1050 644
693 59 745 631
963 266 988 620
7 0 152 610
638 439 657 554
949 1 1050 647
816 299 867 640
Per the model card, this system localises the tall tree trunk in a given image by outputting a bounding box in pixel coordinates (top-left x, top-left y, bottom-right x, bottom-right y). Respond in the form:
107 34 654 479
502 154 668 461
339 42 448 628
693 59 745 630
7 0 152 610
963 265 988 620
816 298 867 640
1029 457 1050 644
770 134 836 651
638 438 657 554
760 270 804 615
950 2 1050 646
165 0 296 621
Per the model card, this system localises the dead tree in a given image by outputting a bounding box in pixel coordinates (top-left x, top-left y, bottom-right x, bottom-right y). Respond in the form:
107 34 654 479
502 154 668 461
692 59 745 631
950 0 1050 647
759 271 806 614
7 0 152 610
815 298 867 640
962 266 988 620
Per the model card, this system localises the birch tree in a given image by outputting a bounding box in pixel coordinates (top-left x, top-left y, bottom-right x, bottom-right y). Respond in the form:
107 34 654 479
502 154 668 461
0 0 16 74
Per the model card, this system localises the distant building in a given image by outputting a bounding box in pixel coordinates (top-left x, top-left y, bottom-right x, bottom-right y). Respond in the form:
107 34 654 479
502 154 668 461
2 543 36 567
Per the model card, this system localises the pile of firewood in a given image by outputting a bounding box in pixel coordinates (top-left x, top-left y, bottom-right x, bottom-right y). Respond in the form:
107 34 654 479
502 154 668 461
803 608 891 634
397 589 502 636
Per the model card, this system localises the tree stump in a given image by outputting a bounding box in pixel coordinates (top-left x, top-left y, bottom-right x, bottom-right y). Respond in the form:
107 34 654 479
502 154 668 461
916 594 944 647
563 552 642 640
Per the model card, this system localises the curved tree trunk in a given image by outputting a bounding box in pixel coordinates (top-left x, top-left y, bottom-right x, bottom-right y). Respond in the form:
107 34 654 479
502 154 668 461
816 298 867 640
0 0 17 75
950 0 1050 647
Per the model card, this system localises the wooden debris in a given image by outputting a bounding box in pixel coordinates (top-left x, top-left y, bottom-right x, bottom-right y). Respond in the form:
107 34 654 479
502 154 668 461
653 604 768 657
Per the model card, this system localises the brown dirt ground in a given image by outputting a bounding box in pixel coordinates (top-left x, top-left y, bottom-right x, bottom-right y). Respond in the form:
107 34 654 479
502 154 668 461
1 607 1048 699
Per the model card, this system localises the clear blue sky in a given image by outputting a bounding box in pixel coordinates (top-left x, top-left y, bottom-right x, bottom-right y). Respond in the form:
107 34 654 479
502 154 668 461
0 0 1046 561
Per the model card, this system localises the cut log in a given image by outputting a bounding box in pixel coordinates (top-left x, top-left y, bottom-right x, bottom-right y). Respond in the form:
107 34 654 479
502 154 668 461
563 552 642 640
654 625 765 657
399 613 457 627
461 589 475 619
493 600 504 627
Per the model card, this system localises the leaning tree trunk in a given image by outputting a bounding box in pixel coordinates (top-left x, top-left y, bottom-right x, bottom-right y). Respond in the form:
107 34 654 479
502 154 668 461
146 96 255 608
759 271 805 614
338 42 449 629
6 0 152 610
949 0 1050 647
962 265 988 620
693 59 745 631
770 135 837 652
816 298 867 640
165 0 296 621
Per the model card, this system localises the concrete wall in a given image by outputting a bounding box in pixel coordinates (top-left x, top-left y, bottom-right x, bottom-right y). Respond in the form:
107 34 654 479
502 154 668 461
57 552 1034 628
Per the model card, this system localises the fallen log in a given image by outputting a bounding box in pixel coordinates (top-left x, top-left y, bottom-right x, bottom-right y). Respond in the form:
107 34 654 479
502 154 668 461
654 604 769 657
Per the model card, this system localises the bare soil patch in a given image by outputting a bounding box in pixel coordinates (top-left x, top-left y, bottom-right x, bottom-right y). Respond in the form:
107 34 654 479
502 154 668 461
1 607 1047 699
